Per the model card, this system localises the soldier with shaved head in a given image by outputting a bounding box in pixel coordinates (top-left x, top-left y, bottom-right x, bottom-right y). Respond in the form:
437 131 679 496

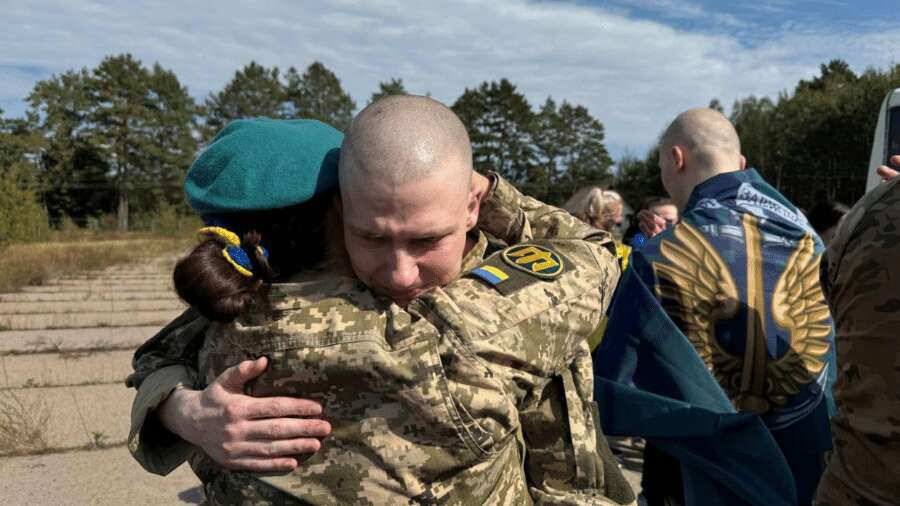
619 107 836 505
127 99 635 504
338 96 481 306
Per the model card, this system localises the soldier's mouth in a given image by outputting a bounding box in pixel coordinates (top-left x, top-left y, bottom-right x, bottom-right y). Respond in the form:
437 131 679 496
382 290 423 306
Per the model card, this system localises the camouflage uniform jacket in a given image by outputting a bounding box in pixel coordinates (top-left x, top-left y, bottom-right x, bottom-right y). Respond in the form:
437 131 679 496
127 177 633 505
815 177 900 506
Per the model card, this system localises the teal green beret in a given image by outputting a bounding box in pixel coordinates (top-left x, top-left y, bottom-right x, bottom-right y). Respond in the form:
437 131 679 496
185 118 343 216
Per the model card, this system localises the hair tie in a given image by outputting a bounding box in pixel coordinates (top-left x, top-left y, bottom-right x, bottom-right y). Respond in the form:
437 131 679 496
222 245 254 277
197 226 241 246
198 226 269 278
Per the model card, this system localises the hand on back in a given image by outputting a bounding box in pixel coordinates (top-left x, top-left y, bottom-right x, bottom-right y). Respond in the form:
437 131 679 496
159 357 330 473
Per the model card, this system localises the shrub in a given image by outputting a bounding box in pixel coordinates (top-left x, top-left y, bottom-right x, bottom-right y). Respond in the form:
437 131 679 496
0 170 50 247
132 200 201 237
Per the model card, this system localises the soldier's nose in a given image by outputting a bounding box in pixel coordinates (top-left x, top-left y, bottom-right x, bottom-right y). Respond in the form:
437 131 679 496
386 251 419 290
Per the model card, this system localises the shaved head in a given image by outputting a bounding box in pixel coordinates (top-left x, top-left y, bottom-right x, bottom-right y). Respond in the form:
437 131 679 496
660 108 742 173
336 95 482 307
339 95 473 193
657 108 746 211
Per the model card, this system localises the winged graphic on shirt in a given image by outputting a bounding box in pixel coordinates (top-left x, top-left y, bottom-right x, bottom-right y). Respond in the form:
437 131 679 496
767 234 832 405
651 222 742 393
651 218 831 412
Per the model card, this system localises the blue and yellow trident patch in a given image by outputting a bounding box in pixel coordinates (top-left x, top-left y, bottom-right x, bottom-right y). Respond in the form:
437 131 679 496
501 244 564 278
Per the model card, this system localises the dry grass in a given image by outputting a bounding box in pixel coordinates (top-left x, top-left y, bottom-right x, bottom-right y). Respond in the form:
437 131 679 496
0 237 192 292
0 391 52 455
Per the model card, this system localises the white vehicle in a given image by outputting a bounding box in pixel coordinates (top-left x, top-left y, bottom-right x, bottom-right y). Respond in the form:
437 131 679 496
866 87 900 192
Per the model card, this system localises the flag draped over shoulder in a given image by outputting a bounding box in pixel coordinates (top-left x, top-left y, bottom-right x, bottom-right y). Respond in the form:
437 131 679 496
594 267 797 506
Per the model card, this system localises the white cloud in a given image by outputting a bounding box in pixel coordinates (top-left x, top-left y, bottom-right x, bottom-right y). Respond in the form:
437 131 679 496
1 0 898 161
611 0 746 28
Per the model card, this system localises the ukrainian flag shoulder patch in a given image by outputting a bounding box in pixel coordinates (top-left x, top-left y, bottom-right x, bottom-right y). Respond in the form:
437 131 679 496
470 265 510 285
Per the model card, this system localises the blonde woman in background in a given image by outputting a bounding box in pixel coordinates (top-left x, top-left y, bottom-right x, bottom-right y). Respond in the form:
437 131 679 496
563 186 631 269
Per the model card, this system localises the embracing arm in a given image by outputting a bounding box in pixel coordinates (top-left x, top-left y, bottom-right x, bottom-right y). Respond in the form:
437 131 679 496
475 172 614 248
126 309 207 474
423 232 632 504
127 311 330 475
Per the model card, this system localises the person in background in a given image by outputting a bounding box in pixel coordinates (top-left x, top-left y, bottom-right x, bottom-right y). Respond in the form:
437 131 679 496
602 107 836 505
815 157 900 506
628 198 685 504
564 187 630 268
629 196 679 249
806 200 849 245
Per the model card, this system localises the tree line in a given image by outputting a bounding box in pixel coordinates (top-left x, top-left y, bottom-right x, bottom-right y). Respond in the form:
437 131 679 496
1 54 897 242
0 54 613 235
618 59 900 211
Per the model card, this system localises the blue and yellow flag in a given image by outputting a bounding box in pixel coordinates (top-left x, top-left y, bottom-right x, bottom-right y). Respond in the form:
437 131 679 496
595 268 798 506
613 169 835 505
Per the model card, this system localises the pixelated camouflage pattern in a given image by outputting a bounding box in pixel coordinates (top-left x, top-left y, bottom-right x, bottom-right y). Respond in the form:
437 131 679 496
815 178 900 506
478 175 616 255
128 176 631 505
126 307 206 390
193 233 624 505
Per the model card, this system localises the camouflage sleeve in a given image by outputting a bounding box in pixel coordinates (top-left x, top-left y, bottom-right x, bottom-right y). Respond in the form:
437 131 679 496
125 308 207 475
816 178 900 506
126 307 207 389
128 365 197 475
476 177 629 503
423 236 633 505
478 175 615 250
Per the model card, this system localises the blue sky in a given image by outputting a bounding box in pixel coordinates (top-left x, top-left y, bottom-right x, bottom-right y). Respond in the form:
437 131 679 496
593 0 898 40
2 0 899 162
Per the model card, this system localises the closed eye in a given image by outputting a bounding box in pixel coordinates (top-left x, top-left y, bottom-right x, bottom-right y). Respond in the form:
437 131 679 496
414 237 440 246
360 235 388 244
413 235 446 248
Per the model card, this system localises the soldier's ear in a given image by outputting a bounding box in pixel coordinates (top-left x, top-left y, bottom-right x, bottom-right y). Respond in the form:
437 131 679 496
465 185 480 231
672 146 686 172
739 155 747 170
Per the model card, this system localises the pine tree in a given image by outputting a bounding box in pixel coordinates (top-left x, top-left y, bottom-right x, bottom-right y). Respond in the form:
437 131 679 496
27 68 111 224
204 62 285 138
369 78 407 104
452 79 536 184
144 63 199 211
532 97 565 197
285 62 356 130
615 149 664 209
526 97 614 202
554 100 613 188
86 54 160 230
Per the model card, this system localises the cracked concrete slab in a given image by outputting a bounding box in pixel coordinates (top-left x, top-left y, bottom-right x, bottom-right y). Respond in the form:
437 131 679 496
0 350 134 389
0 326 166 354
0 291 176 303
2 383 134 452
20 284 172 294
0 299 184 315
0 309 184 330
0 447 201 505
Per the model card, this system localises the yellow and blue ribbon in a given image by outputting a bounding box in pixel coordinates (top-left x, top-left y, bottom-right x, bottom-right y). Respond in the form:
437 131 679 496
197 225 268 278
